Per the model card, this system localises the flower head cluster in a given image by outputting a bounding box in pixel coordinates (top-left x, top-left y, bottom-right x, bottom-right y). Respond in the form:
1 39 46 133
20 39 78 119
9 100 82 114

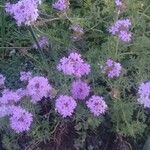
71 80 90 100
0 74 5 87
102 59 122 78
33 36 49 49
20 71 32 82
0 89 21 105
52 0 69 11
70 24 84 41
115 0 126 14
138 82 150 108
0 105 11 118
57 52 90 77
27 76 52 103
86 96 107 116
55 95 77 117
9 106 33 133
109 19 132 42
115 0 122 6
5 0 39 26
16 88 28 99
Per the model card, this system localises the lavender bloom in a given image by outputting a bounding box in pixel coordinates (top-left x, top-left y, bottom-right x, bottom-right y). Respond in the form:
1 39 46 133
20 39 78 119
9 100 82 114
71 80 90 100
102 59 122 78
0 89 21 105
109 19 132 42
138 82 150 108
0 105 11 118
5 0 39 26
9 106 33 133
57 52 90 77
115 0 122 6
33 36 49 49
119 31 132 42
20 71 32 82
27 76 52 103
52 0 69 11
55 95 77 117
86 96 107 116
115 0 126 14
16 88 28 99
0 74 5 87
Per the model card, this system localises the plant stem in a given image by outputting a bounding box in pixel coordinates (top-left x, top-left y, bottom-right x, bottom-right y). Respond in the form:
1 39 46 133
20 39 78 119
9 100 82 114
28 26 45 58
28 26 50 75
1 0 5 58
115 38 119 58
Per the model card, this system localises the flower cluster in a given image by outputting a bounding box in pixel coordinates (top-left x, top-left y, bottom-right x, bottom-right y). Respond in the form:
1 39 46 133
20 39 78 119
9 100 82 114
71 80 90 100
5 0 39 26
115 0 126 14
33 36 49 49
55 95 77 117
0 105 33 133
109 19 132 42
27 76 52 103
102 59 122 78
52 0 69 11
20 71 32 82
0 72 54 133
9 106 33 133
0 105 11 118
138 82 150 108
57 52 90 77
70 24 84 41
86 96 107 116
0 89 22 105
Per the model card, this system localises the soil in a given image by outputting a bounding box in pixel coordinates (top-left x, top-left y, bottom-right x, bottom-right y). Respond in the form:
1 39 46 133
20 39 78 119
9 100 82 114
24 122 134 150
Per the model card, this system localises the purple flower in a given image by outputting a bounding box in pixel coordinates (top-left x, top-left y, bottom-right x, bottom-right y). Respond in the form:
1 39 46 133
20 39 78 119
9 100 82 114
138 82 150 108
71 80 90 100
86 96 107 116
33 36 49 49
16 88 28 99
55 95 77 117
0 105 11 118
9 106 33 133
20 71 32 82
109 19 132 42
57 52 90 77
118 31 132 42
102 59 122 78
27 76 52 103
115 0 126 14
52 0 69 11
0 74 5 86
0 89 21 105
5 0 39 26
115 0 122 6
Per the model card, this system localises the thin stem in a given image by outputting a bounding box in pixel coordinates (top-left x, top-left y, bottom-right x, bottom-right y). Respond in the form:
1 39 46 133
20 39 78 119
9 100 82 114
0 47 31 49
138 12 150 20
118 52 136 56
115 38 119 58
64 12 73 23
28 26 45 58
35 17 60 26
28 26 50 75
1 0 5 58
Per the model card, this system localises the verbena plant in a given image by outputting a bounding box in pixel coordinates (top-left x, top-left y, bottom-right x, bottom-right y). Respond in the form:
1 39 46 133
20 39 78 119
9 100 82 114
0 0 150 149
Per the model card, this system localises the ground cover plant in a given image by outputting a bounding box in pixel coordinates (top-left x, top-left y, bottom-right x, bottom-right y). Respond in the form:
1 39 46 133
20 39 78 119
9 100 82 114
0 0 150 149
